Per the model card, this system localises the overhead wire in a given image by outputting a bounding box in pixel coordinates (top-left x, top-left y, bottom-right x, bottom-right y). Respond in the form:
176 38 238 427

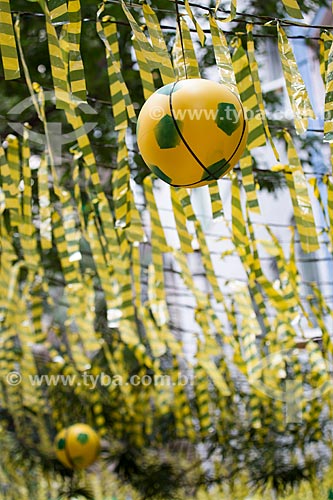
45 271 333 304
45 244 333 278
9 5 332 40
106 0 333 30
166 0 333 29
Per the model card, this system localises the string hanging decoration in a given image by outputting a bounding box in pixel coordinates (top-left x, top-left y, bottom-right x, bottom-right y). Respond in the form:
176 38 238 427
0 0 332 497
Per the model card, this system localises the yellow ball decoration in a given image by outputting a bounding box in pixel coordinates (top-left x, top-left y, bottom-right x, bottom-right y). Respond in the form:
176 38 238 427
137 78 248 188
54 423 100 469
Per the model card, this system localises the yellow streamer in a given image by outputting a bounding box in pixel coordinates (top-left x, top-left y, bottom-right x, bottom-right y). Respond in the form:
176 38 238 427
0 0 20 79
277 24 315 135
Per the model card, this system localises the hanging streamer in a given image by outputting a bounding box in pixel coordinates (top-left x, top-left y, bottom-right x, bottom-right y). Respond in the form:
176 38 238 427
215 0 237 22
48 0 68 24
43 1 75 111
194 361 213 438
239 148 260 213
0 226 16 322
171 250 220 355
52 210 79 284
66 0 87 101
29 289 46 344
6 134 20 189
143 176 169 253
144 176 170 327
231 174 247 247
307 283 333 358
198 354 231 396
171 187 194 253
319 31 333 85
324 31 333 142
38 155 52 251
277 23 315 135
233 285 262 428
122 0 158 70
97 8 136 129
38 86 61 198
209 15 237 92
0 144 20 228
113 129 131 228
142 3 175 84
308 177 330 228
19 127 40 271
246 23 280 161
282 131 319 253
172 250 206 309
325 176 333 241
59 190 82 266
125 186 146 244
232 37 266 150
132 35 155 99
173 17 200 79
209 182 224 219
264 226 304 315
115 230 137 323
171 357 196 440
0 0 20 80
281 0 303 19
306 341 331 397
231 189 272 335
194 220 224 304
131 244 143 313
184 0 206 47
15 19 61 200
175 187 197 221
87 213 122 328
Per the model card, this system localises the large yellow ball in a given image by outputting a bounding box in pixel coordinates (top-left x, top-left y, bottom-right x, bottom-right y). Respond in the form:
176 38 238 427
137 78 248 188
54 423 100 469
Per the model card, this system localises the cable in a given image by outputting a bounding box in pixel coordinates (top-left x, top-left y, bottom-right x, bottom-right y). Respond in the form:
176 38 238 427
45 275 333 310
106 0 333 31
92 157 330 178
9 9 329 40
136 203 331 231
45 248 333 285
164 0 333 30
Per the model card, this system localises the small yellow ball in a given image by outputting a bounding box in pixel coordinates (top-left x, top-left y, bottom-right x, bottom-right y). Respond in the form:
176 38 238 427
54 423 100 469
137 78 248 188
